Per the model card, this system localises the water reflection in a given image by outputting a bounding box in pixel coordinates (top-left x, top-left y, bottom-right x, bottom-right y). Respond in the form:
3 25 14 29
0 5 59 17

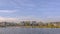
0 27 60 34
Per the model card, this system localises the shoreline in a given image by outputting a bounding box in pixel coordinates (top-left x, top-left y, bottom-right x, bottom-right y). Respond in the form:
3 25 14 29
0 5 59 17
0 26 60 28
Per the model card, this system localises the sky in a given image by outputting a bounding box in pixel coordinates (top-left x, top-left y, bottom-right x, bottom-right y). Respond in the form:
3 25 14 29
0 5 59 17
0 0 60 22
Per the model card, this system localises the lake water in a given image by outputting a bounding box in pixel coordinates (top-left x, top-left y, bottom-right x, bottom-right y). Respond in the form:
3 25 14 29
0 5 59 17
0 27 60 34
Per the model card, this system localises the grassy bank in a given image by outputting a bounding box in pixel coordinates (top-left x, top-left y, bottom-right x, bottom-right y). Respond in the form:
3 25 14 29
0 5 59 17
7 26 60 28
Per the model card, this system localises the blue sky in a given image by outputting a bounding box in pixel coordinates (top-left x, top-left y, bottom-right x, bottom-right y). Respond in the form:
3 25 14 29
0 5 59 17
0 0 60 22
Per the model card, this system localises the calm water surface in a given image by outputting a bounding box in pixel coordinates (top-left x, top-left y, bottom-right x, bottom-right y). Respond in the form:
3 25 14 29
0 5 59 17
0 27 60 34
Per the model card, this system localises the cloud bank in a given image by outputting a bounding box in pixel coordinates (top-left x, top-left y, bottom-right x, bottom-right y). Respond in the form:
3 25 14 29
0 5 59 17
0 16 42 23
0 17 20 23
0 16 60 23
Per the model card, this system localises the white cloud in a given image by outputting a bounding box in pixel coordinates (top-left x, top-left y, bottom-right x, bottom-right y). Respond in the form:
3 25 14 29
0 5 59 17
0 10 16 13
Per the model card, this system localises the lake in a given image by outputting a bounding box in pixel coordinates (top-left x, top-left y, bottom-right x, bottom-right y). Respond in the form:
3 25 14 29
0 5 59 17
0 27 60 34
